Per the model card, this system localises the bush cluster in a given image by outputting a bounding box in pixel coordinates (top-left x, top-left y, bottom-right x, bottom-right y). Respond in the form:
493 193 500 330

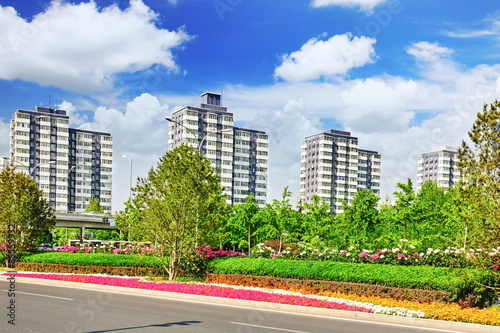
207 257 499 306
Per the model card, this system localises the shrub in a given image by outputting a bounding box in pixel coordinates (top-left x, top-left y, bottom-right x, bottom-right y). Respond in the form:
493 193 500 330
19 252 162 268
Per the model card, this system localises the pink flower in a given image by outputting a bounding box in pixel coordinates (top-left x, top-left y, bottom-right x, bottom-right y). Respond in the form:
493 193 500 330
397 253 405 259
359 252 367 258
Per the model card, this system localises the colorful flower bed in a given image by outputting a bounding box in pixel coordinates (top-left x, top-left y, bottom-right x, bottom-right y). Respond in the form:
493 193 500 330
254 240 500 269
206 273 500 326
5 272 371 313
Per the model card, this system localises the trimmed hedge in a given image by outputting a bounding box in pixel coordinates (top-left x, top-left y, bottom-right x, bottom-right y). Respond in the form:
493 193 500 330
15 262 162 277
207 258 499 306
19 252 163 268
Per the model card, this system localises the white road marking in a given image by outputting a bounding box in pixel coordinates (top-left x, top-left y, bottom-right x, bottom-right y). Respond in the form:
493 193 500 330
231 322 310 333
2 289 74 301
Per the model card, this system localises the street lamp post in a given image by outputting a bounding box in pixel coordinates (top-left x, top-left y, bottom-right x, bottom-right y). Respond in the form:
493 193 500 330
123 155 132 241
165 116 232 153
30 161 56 177
66 165 76 213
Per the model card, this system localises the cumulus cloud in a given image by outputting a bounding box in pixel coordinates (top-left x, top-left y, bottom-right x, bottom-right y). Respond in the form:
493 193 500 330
311 0 389 13
0 0 190 92
245 98 323 201
274 34 376 82
58 101 88 126
77 93 170 210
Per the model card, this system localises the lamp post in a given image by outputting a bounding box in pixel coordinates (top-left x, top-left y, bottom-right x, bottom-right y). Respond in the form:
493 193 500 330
66 165 76 213
30 161 56 177
165 116 232 152
123 155 132 241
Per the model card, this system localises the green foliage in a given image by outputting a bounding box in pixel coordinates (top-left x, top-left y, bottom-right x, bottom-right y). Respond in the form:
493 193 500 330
393 178 416 241
334 189 380 250
226 194 260 256
52 227 80 246
19 252 162 268
208 257 498 305
84 197 104 213
116 145 227 280
457 100 500 278
0 167 56 265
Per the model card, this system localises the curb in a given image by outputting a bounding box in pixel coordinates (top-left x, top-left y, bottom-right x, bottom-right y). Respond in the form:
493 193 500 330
7 275 499 333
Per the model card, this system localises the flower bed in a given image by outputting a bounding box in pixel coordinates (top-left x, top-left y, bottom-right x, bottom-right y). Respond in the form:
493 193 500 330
6 272 371 313
208 274 500 325
254 240 500 269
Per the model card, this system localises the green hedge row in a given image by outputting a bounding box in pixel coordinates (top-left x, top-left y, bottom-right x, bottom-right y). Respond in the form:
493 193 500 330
19 253 163 268
207 258 499 305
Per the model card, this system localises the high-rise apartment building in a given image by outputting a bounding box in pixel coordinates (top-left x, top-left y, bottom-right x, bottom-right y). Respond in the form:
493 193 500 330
9 106 113 213
417 146 459 191
300 130 381 214
168 92 268 207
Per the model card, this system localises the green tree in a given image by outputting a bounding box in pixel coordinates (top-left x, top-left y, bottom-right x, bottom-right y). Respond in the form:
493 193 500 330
335 189 380 250
411 180 447 249
393 178 416 241
457 101 500 276
227 194 259 256
85 197 104 213
301 195 333 246
119 145 227 280
115 198 147 242
0 167 56 266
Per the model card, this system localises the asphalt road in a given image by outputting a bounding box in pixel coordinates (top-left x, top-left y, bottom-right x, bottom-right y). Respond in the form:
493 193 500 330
0 279 468 333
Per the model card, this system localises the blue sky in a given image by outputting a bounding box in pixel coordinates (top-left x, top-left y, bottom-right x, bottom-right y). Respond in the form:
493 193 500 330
1 0 500 211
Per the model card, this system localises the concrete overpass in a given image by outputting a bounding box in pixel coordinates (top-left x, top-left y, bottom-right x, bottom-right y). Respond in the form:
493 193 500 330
54 212 117 240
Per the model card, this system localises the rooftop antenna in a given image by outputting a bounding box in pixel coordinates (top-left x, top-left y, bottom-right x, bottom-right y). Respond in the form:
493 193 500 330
48 90 53 110
220 86 223 106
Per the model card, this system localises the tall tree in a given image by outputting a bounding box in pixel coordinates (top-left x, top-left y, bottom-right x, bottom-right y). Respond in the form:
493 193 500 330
120 145 227 280
0 167 55 266
84 197 104 213
301 195 333 245
335 189 380 250
393 178 416 241
227 194 259 256
411 180 447 248
457 101 500 253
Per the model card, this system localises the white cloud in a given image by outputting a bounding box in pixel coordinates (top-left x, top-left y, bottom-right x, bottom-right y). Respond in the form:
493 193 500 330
311 0 389 13
76 93 170 211
407 41 453 63
0 0 190 92
274 34 376 82
58 101 87 126
244 98 323 201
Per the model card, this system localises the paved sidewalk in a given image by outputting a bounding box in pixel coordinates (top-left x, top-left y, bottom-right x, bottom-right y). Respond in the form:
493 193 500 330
4 274 499 333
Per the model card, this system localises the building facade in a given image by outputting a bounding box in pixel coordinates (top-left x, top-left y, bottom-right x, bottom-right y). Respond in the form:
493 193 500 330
9 106 113 213
417 146 459 191
299 130 381 214
168 92 268 207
